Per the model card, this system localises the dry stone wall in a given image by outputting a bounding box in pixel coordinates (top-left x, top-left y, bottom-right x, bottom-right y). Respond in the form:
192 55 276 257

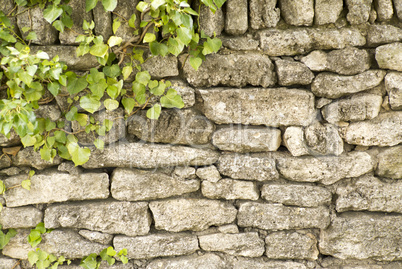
1 0 402 268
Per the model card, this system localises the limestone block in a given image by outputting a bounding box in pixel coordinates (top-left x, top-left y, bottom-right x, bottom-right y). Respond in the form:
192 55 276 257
374 0 394 21
149 199 237 232
198 4 224 37
141 55 179 79
249 0 280 29
385 72 402 110
233 258 308 269
304 122 344 156
238 202 330 230
282 127 309 157
275 59 314 86
0 206 42 229
346 0 373 24
173 166 196 179
196 165 221 182
78 230 114 245
376 146 402 179
201 178 259 200
376 43 402 71
10 147 61 170
146 254 225 269
225 0 248 35
111 168 200 201
314 0 343 25
0 257 20 269
367 25 402 46
395 0 402 19
221 36 260 51
279 0 314 26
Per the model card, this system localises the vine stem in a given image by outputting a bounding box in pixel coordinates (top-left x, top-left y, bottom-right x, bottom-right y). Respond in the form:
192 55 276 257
11 260 21 269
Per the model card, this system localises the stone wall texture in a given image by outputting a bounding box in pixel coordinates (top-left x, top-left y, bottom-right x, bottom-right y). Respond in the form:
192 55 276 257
1 0 402 268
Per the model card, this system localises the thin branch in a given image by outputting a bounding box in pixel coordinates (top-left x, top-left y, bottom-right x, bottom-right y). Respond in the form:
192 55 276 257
112 11 128 22
7 4 18 16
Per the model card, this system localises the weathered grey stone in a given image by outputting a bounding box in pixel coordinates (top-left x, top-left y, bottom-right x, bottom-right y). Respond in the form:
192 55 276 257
0 130 20 147
218 153 278 181
198 4 224 37
11 147 61 170
225 0 248 35
376 146 402 179
113 0 140 43
212 127 281 153
311 70 386 99
304 122 344 156
374 0 394 21
346 0 373 24
111 168 199 201
385 72 402 110
275 60 314 86
142 56 179 79
44 201 151 236
221 36 260 51
238 202 330 230
0 167 23 176
128 109 214 145
265 231 319 260
83 142 220 169
300 50 327 71
114 233 199 259
336 175 402 213
35 104 62 122
59 262 134 269
202 178 259 200
322 93 383 124
279 0 314 26
314 0 343 25
259 28 366 56
320 258 402 269
320 213 402 261
199 232 265 257
196 165 221 182
173 166 196 179
93 1 113 41
344 111 402 146
249 0 280 29
233 258 308 269
0 156 11 169
79 230 114 245
183 53 276 88
0 257 20 269
146 253 226 269
395 0 402 19
282 127 309 157
277 151 374 185
367 25 402 46
261 184 332 207
4 171 109 207
376 43 402 71
150 199 237 232
199 88 315 126
218 224 239 234
0 206 42 229
58 161 81 176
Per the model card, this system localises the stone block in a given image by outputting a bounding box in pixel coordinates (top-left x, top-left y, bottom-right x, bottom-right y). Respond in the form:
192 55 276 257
395 0 402 20
201 178 259 200
304 122 344 156
78 230 114 245
196 165 221 182
0 206 42 229
93 1 113 41
346 0 373 24
376 43 402 71
198 4 224 37
376 146 402 179
279 0 314 26
146 253 225 269
225 0 248 35
374 0 394 21
221 36 260 50
0 257 20 269
367 25 402 46
249 0 280 29
233 258 308 269
314 0 343 25
282 126 309 157
275 59 314 86
385 72 402 110
11 147 61 170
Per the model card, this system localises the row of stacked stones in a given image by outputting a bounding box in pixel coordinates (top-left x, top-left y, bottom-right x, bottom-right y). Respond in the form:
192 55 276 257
1 0 402 268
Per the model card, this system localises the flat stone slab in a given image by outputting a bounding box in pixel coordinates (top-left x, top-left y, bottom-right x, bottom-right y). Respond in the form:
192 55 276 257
0 206 42 229
238 202 330 230
146 253 225 269
202 178 259 200
367 25 402 46
149 198 237 232
275 59 314 86
44 201 151 236
376 146 402 179
319 213 402 261
83 143 220 169
111 168 199 201
4 171 109 207
233 258 308 269
199 88 315 126
376 43 402 72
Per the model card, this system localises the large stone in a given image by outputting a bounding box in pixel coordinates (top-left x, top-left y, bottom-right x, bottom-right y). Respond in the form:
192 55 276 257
304 121 344 156
282 127 309 157
276 151 374 185
249 0 280 29
395 0 402 19
199 88 315 126
4 171 109 207
265 231 319 260
233 258 308 269
225 0 248 35
311 70 386 99
44 201 151 236
113 233 199 259
128 108 215 145
261 184 332 207
83 142 220 169
376 43 402 71
142 55 179 79
198 4 224 37
113 0 140 43
238 202 330 230
149 199 237 232
320 213 402 261
322 94 383 124
218 153 278 181
344 112 402 146
279 0 314 26
376 146 402 179
385 72 402 110
93 1 113 41
201 178 259 200
111 168 200 201
259 28 366 56
346 0 373 24
0 206 42 229
212 127 281 153
199 232 265 257
314 0 343 25
367 25 402 46
11 147 61 170
183 53 276 88
221 36 260 51
374 0 394 21
336 175 402 213
275 59 314 86
146 253 226 269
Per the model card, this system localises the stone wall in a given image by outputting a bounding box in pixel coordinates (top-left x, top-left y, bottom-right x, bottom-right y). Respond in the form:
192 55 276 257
1 0 402 268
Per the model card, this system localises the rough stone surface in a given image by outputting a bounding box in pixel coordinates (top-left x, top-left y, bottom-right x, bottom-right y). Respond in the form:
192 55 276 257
238 202 330 230
233 258 308 269
113 233 199 259
0 130 20 147
199 232 265 257
198 5 224 37
385 72 402 110
395 0 402 19
113 0 140 43
146 254 226 269
376 43 402 71
196 165 221 182
376 146 402 179
314 0 343 25
275 59 314 86
221 36 260 51
320 213 402 261
173 166 196 179
201 178 259 200
346 0 373 24
322 94 383 124
344 111 402 146
249 0 280 29
279 0 314 26
225 0 248 35
212 127 281 153
11 147 61 170
44 201 151 236
199 88 315 126
259 28 366 56
304 122 344 156
374 0 394 21
83 142 219 169
142 56 179 79
367 25 402 46
183 53 276 88
283 127 309 157
170 83 195 108
149 199 237 232
4 171 109 207
0 156 11 169
0 206 42 229
276 151 374 185
311 70 386 99
35 104 62 122
265 231 319 260
111 168 200 201
78 230 114 245
218 153 279 181
93 1 113 41
0 257 20 269
261 184 332 207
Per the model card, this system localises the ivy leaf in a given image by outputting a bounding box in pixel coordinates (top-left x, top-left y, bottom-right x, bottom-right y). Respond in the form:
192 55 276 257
90 43 109 57
94 139 104 150
107 36 122 47
80 96 101 113
176 27 192 45
102 0 118 11
120 256 128 264
104 98 119 111
213 0 225 8
128 14 136 28
122 66 132 80
160 89 185 108
189 56 202 71
106 246 116 256
76 113 88 127
28 251 39 266
36 51 50 59
48 82 61 97
143 33 156 43
43 4 63 24
151 0 165 10
149 41 168 56
26 31 37 40
65 106 78 121
67 76 88 95
167 38 184 56
0 31 16 42
52 20 65 32
103 64 121 78
86 0 98 12
112 18 120 34
122 97 135 114
135 71 151 86
21 134 36 147
146 104 161 119
136 1 149 12
67 142 91 166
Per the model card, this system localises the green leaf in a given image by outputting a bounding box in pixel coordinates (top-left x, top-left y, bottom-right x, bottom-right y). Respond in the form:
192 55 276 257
122 97 135 113
67 75 88 95
135 71 151 86
36 51 50 59
213 0 225 8
104 99 119 111
43 4 63 24
86 0 98 12
46 118 56 131
108 36 122 47
189 56 202 71
128 14 136 28
54 131 67 143
102 0 118 11
167 38 184 56
94 139 104 150
26 31 38 40
112 18 121 34
201 0 217 13
52 20 65 32
160 89 184 108
146 104 161 119
90 43 109 57
122 66 133 80
149 41 169 56
0 180 5 195
120 255 128 264
150 81 166 96
103 119 113 131
65 106 78 121
28 250 39 266
103 64 121 78
106 246 116 256
48 82 61 97
144 33 156 43
89 79 108 98
151 0 165 10
204 37 222 54
77 113 88 127
176 27 192 45
0 31 16 42
80 96 101 113
136 1 149 12
67 142 91 166
21 134 36 147
183 7 198 15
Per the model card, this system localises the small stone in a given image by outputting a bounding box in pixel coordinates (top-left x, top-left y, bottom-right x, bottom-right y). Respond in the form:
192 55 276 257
346 0 373 24
198 4 224 37
0 206 42 229
0 156 11 169
282 126 309 157
11 147 61 170
196 165 221 182
93 1 113 41
173 166 196 179
141 55 179 79
275 59 314 86
199 232 265 257
304 122 344 156
314 0 343 25
326 47 371 75
249 0 280 29
376 43 402 72
218 224 239 234
367 25 402 46
279 0 314 26
374 0 394 21
58 162 81 176
233 258 308 269
376 146 402 179
79 230 114 245
221 36 260 51
385 72 402 110
225 0 248 35
0 167 22 176
395 0 402 20
202 178 259 200
300 50 327 71
112 0 140 43
146 253 226 269
316 98 332 109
